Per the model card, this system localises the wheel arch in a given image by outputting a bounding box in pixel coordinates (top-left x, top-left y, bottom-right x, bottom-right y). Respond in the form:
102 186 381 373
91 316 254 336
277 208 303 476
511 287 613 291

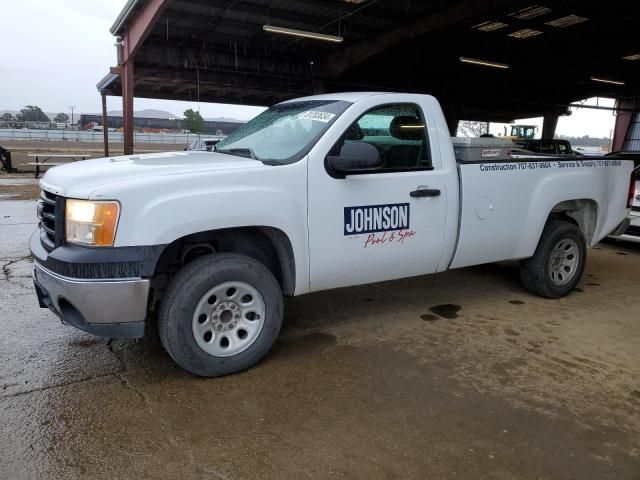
548 198 599 246
152 226 296 300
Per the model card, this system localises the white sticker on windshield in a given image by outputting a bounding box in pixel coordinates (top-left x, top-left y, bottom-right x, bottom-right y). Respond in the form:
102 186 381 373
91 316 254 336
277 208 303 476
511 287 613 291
299 111 336 123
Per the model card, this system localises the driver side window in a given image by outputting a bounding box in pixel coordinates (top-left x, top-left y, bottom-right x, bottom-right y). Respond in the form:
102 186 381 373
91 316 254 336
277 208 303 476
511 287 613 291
333 103 431 171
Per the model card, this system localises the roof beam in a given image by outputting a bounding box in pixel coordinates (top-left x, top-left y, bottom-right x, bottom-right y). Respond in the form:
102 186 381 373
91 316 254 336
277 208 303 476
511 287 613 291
322 0 529 77
119 0 169 63
136 41 315 78
167 0 394 32
134 65 312 96
156 9 373 46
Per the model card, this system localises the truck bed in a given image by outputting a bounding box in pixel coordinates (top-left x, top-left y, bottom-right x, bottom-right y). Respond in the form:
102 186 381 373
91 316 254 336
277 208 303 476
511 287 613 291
450 155 632 269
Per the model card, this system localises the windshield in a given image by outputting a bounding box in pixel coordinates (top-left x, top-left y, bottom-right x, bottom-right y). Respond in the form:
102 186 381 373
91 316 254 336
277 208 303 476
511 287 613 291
511 126 536 138
215 100 350 164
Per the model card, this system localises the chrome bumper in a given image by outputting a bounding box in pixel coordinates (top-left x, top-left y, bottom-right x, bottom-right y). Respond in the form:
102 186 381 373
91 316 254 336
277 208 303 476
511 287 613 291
33 262 149 338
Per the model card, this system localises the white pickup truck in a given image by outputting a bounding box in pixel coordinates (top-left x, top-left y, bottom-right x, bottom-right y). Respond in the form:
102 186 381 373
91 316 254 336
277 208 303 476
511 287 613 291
31 92 635 377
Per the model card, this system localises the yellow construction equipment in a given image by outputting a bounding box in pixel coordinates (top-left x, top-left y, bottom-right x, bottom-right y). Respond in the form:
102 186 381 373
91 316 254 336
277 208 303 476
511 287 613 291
503 124 538 140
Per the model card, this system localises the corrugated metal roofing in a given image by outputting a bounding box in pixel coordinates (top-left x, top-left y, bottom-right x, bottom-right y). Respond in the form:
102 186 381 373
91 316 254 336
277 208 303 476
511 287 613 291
623 113 640 151
101 0 640 121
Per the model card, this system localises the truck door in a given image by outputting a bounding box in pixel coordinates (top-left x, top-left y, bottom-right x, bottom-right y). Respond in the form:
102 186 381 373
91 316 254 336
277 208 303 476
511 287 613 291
307 101 448 291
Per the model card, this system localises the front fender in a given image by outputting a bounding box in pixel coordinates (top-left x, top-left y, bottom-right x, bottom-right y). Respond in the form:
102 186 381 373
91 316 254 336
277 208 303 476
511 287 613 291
103 161 310 294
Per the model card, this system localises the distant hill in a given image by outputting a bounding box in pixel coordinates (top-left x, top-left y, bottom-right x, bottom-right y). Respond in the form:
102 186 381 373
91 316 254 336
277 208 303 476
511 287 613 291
2 108 244 123
1 108 181 121
556 134 611 147
106 108 179 119
104 109 243 123
205 116 244 123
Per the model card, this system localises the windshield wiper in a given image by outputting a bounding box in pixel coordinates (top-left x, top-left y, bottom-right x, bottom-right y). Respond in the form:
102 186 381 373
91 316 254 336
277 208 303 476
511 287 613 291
215 147 258 160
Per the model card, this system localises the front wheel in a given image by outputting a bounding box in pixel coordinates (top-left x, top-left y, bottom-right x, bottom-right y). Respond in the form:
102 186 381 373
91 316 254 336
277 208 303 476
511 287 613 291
158 253 283 377
520 219 586 298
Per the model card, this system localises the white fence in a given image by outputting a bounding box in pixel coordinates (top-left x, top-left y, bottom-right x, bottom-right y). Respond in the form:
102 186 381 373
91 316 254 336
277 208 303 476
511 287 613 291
0 128 196 145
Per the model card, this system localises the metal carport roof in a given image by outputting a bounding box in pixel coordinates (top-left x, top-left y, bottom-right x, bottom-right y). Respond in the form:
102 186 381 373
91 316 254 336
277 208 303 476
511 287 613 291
98 0 640 152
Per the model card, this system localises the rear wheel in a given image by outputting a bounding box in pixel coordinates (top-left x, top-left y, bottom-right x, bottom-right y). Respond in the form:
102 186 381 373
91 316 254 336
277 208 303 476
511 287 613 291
159 253 283 377
520 219 586 298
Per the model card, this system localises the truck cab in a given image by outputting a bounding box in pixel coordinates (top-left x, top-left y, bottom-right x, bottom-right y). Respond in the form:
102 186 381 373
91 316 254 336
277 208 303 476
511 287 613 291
515 138 577 155
509 124 538 139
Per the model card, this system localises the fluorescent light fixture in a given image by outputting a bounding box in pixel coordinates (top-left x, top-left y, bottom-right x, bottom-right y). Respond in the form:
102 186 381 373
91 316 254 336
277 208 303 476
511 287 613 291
509 5 552 20
546 15 588 28
263 25 343 43
460 56 509 69
474 20 508 32
591 76 625 86
622 53 640 61
400 125 425 129
509 28 543 39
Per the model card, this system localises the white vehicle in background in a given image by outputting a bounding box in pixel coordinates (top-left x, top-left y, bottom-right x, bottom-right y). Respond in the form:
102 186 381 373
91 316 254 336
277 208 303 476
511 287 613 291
185 137 224 152
30 92 635 377
609 156 640 242
514 139 580 156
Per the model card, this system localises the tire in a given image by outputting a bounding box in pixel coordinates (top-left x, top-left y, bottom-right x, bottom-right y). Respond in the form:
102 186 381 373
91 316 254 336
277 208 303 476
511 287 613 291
520 219 586 299
158 253 283 377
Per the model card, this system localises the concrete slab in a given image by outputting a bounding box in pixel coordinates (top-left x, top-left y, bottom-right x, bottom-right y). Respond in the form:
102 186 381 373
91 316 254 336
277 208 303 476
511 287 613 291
0 199 38 225
0 178 36 186
0 194 639 479
1 223 36 258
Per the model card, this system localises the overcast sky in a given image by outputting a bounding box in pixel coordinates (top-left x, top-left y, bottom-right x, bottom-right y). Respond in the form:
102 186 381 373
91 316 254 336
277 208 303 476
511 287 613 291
490 97 616 140
0 0 264 121
0 1 617 136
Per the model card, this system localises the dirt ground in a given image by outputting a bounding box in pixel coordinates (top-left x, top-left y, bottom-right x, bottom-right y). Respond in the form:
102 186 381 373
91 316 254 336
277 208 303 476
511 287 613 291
0 187 639 479
0 175 41 200
1 140 184 174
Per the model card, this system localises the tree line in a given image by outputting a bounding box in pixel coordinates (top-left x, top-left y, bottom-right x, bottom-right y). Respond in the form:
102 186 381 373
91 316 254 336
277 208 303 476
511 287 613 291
2 105 208 133
555 134 612 147
1 106 69 123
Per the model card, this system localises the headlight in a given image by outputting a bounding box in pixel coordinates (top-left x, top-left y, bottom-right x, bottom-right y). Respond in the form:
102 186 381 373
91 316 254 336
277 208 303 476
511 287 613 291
65 199 120 246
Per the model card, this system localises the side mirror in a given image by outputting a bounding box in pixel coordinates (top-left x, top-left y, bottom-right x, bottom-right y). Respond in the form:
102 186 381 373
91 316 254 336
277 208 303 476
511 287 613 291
326 141 384 178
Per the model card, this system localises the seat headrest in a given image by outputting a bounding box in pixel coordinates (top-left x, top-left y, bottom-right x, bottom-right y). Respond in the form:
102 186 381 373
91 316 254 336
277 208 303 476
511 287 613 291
389 116 424 141
344 123 363 141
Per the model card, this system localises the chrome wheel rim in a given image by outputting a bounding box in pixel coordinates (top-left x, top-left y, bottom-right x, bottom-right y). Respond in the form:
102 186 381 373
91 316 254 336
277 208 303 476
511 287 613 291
548 238 579 286
192 281 265 357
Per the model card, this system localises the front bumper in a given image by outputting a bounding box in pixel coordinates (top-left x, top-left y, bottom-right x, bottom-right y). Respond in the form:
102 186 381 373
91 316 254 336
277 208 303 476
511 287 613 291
33 262 148 338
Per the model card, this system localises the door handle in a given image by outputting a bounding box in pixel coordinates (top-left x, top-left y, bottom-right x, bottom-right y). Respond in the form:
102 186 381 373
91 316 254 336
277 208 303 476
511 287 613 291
410 188 441 198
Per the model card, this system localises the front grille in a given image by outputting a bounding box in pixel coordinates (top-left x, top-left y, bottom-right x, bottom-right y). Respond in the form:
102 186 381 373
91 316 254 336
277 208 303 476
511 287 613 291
37 190 65 251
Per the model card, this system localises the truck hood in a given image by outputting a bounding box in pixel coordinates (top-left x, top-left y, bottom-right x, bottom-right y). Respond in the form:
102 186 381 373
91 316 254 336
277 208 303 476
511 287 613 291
40 151 265 198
